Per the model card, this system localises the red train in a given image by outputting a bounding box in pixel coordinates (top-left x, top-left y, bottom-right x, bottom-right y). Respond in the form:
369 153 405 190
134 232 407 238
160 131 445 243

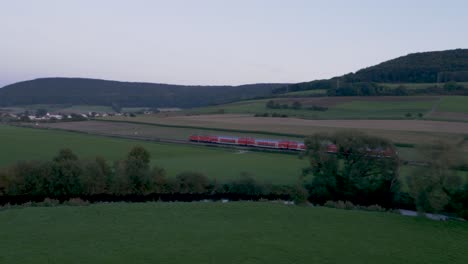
189 135 395 157
190 135 324 152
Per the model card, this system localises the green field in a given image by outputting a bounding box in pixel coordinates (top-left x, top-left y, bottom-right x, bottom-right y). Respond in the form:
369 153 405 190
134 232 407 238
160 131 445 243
437 96 468 113
0 202 467 264
0 125 306 184
329 100 434 118
380 82 468 90
189 97 437 119
282 89 327 96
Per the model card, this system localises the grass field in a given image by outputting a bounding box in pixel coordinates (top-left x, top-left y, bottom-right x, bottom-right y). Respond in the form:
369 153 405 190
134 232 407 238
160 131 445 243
0 202 467 264
281 89 327 96
380 82 468 90
0 125 307 184
36 120 304 141
437 96 468 113
33 120 462 163
186 96 440 119
103 114 468 146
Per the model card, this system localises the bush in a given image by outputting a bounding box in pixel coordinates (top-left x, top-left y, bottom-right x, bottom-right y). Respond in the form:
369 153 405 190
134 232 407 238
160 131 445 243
290 185 309 204
306 105 328 111
175 172 211 194
323 200 387 212
38 198 60 207
63 198 90 206
225 174 264 196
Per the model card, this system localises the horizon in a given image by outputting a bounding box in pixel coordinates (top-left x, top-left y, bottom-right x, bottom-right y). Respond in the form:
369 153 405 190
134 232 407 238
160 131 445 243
1 0 468 87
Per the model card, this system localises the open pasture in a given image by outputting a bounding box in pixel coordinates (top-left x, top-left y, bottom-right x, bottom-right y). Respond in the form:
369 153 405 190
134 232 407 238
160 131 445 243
0 125 306 185
0 202 467 264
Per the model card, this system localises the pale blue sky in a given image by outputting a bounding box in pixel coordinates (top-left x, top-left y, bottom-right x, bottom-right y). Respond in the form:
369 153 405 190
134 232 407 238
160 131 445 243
1 0 467 87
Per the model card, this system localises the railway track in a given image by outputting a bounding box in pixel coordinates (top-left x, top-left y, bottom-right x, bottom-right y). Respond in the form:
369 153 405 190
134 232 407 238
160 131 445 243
10 123 432 165
10 123 301 154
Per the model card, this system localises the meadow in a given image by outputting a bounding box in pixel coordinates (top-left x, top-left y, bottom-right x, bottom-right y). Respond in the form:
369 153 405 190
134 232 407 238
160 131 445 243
0 125 307 185
0 202 467 264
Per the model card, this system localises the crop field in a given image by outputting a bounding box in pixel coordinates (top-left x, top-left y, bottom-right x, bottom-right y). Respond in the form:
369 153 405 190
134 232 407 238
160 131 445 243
0 125 307 185
28 120 463 163
0 202 467 264
437 96 468 113
34 120 303 141
183 96 441 119
281 89 327 96
103 114 468 148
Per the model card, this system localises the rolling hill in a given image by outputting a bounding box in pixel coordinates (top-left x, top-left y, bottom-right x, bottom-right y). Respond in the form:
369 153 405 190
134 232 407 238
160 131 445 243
0 78 286 108
1 49 467 108
276 49 468 94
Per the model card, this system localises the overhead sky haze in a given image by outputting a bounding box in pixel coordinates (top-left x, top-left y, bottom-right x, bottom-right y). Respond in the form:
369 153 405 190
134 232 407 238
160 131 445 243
1 0 467 87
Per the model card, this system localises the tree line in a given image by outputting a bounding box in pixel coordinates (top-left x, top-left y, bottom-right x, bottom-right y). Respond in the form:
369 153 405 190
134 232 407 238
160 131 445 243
1 134 467 219
0 147 303 203
303 131 468 219
266 100 328 111
274 80 468 96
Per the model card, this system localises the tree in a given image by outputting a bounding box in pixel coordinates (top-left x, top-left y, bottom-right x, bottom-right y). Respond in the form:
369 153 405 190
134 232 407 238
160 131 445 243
122 146 153 194
35 108 48 117
111 102 122 113
292 101 302 110
175 172 211 194
266 100 276 109
49 149 83 196
80 157 110 195
407 141 462 213
305 131 400 207
9 161 52 196
226 173 264 196
0 168 11 195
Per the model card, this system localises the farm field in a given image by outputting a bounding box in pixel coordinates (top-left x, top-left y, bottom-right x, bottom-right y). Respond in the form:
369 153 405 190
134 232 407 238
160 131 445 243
3 123 467 185
281 89 327 96
0 125 307 185
1 202 467 264
102 114 468 148
184 96 441 119
29 120 461 162
437 96 468 113
34 120 303 141
181 95 468 121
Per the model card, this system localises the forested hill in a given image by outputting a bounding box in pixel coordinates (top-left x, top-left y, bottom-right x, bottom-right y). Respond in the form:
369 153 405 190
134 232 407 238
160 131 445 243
0 78 286 107
277 49 468 94
352 49 468 83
